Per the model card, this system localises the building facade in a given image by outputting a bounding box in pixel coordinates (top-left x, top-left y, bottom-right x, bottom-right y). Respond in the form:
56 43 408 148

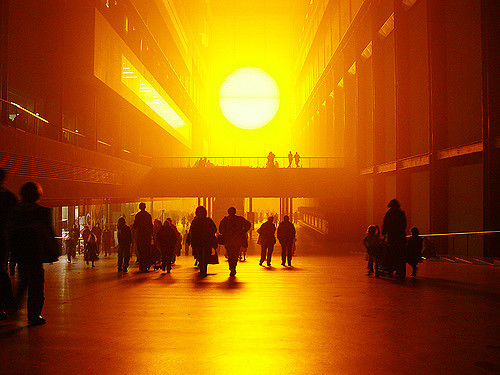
292 0 498 256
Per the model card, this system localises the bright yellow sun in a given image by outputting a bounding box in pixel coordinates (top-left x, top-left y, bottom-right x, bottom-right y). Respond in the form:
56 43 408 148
219 67 280 130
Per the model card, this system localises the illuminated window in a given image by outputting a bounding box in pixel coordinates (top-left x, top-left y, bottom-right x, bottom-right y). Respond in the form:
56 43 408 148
125 17 129 33
121 56 187 131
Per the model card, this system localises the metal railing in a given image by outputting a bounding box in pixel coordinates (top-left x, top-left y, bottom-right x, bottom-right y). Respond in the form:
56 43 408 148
1 98 54 137
152 156 344 169
419 230 500 259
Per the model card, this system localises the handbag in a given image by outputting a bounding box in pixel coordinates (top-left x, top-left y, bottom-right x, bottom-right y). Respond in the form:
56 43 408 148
207 249 219 264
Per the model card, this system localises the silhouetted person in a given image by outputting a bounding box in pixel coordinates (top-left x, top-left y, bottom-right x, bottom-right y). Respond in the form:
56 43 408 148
0 168 17 319
266 152 276 168
187 206 217 278
91 222 102 254
7 182 60 326
277 215 296 267
166 217 182 258
382 199 407 280
66 223 78 263
81 225 91 244
219 207 251 276
101 225 113 257
406 227 423 277
288 151 293 168
294 152 300 168
133 202 153 272
117 217 132 272
84 233 99 267
71 222 81 254
258 216 276 266
363 225 382 276
156 220 177 273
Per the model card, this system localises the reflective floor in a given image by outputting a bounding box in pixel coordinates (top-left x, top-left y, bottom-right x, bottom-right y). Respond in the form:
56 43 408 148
0 230 499 374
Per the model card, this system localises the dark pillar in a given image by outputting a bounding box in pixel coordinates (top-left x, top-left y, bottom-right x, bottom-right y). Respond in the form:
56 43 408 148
482 0 500 257
428 0 449 251
0 0 8 125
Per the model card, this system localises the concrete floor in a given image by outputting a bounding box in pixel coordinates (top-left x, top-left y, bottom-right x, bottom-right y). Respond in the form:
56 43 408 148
0 229 499 374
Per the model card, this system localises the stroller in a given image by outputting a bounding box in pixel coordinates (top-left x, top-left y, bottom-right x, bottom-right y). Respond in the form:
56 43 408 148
150 244 162 270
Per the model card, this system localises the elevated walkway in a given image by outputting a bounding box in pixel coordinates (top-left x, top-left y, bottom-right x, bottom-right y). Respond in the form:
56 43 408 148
142 164 353 198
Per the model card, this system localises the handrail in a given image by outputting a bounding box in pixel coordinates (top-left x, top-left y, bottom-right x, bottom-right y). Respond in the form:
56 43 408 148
416 230 500 237
414 230 500 258
152 156 344 168
1 98 49 123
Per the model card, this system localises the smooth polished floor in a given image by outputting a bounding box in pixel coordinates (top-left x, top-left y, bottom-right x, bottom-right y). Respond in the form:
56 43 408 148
0 230 499 374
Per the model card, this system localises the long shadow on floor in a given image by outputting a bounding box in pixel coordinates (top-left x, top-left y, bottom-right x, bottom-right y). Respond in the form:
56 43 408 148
218 278 244 290
0 324 27 339
282 266 302 271
374 274 498 299
156 273 176 285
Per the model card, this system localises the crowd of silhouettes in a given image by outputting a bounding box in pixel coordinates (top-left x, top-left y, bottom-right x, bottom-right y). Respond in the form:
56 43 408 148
267 151 301 168
0 165 301 327
363 199 423 281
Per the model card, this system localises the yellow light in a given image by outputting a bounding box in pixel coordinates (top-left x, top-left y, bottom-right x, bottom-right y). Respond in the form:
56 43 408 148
219 67 280 130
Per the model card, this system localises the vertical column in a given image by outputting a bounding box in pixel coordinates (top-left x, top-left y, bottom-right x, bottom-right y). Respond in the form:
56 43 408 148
372 1 387 222
394 0 411 221
0 0 8 125
428 0 449 252
482 0 499 257
248 197 254 230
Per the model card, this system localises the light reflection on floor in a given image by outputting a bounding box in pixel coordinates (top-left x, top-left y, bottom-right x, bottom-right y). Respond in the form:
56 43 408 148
0 234 499 374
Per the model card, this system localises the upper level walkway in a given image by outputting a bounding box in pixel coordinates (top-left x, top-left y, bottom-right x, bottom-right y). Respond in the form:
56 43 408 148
0 226 498 374
151 156 344 169
1 122 349 201
143 158 351 197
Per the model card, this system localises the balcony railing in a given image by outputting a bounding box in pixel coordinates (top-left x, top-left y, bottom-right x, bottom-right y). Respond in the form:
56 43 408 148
152 156 344 169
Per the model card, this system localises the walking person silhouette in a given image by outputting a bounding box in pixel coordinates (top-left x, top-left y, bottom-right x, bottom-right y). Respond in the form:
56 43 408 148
219 207 251 277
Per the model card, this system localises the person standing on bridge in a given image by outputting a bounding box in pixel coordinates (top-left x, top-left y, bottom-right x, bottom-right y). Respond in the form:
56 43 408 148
219 207 251 277
258 216 276 267
288 151 293 168
277 215 296 267
294 152 300 168
266 152 276 168
133 202 153 272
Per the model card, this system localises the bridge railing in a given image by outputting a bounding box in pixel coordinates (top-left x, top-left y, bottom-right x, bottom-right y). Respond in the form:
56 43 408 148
152 156 344 168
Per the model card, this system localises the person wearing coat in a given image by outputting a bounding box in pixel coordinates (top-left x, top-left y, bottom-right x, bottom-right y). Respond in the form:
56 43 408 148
156 221 177 273
187 206 217 278
0 168 17 320
117 217 132 272
84 233 99 267
91 222 102 254
219 207 251 277
277 215 296 267
133 203 153 272
382 199 407 279
7 182 60 326
101 225 113 257
258 216 276 266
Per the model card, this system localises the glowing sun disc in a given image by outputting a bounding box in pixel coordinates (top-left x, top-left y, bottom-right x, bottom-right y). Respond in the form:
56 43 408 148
219 67 280 130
